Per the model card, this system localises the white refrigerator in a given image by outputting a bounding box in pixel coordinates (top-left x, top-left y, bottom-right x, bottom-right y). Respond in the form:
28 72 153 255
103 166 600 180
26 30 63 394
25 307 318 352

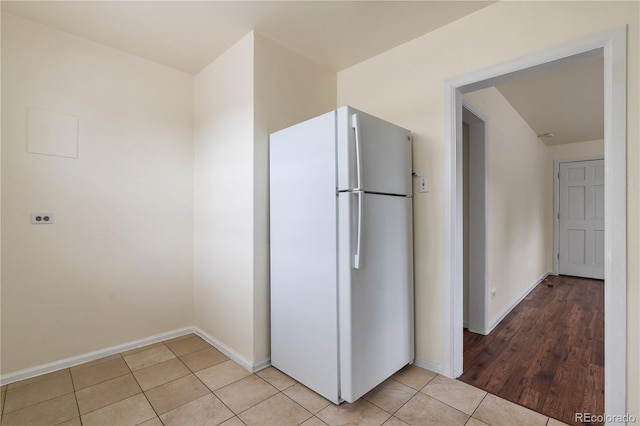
269 106 414 404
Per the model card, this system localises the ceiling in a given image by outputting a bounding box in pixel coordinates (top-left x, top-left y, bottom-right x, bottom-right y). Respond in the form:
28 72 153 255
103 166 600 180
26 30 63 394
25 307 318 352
495 55 604 146
2 1 603 146
1 1 494 74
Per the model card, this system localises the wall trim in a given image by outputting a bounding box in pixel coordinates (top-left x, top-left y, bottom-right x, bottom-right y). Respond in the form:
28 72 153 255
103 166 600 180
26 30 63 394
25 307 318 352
193 327 270 373
0 327 272 385
486 273 549 335
0 327 194 385
413 358 448 376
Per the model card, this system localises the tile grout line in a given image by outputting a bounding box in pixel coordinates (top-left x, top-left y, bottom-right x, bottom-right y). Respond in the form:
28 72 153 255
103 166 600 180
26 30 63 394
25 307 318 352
360 383 405 420
76 349 149 421
194 364 292 424
1 385 5 423
3 370 78 416
219 368 325 424
384 372 470 423
133 339 241 423
4 338 222 425
469 392 489 422
385 373 432 419
206 376 238 424
123 342 161 424
71 353 131 395
213 372 282 419
6 337 527 426
69 366 83 425
418 375 485 420
277 389 316 424
132 342 188 423
400 391 472 425
1 389 79 421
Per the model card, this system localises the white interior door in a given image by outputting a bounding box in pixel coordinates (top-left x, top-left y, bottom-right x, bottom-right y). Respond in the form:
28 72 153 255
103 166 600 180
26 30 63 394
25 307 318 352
558 159 604 279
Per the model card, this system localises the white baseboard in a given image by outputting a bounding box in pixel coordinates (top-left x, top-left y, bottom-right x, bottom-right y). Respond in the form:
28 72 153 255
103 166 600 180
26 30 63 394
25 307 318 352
192 327 269 373
252 358 272 372
0 327 194 385
0 326 273 385
413 358 448 377
486 272 550 334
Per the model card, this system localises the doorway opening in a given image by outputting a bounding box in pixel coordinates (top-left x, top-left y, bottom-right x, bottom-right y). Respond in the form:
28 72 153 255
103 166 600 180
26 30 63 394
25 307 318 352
458 71 606 423
462 105 487 335
443 27 627 419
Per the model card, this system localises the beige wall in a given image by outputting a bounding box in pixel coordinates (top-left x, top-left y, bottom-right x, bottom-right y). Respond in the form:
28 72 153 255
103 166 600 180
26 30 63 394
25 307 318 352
1 14 195 373
2 2 638 412
548 139 604 161
0 6 3 362
253 34 336 362
464 87 550 326
194 32 336 366
194 33 256 362
337 1 638 413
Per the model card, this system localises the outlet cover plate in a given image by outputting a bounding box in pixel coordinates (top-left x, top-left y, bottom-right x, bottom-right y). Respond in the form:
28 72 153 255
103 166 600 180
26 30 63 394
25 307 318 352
31 213 54 224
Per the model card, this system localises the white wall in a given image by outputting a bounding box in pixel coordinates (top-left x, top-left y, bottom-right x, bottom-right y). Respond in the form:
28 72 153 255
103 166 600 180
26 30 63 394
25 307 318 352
194 32 336 366
464 87 550 326
194 33 256 363
336 1 638 412
1 14 195 374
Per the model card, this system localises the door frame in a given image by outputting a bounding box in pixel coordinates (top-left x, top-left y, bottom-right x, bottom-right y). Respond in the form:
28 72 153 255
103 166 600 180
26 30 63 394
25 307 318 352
553 156 605 276
443 27 627 417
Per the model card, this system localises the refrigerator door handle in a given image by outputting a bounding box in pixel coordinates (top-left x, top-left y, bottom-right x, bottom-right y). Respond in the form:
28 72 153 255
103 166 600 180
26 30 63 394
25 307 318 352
354 191 363 269
351 113 363 190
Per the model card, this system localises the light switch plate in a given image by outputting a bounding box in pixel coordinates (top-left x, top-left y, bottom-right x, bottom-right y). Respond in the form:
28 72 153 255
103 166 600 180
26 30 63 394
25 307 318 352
419 176 429 193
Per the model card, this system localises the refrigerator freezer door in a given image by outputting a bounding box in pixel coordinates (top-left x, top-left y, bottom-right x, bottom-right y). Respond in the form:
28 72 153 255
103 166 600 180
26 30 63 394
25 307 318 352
270 111 341 403
337 107 412 196
337 192 414 403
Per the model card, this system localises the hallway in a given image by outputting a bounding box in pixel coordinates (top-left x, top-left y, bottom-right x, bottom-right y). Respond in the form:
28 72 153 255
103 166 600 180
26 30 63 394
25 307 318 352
459 275 604 425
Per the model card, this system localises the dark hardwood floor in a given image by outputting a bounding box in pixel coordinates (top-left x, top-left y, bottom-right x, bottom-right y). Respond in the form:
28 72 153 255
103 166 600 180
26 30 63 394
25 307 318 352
459 275 604 425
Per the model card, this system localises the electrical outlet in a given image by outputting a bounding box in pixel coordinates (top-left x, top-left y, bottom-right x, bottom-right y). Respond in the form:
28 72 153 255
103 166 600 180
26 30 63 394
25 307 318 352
419 176 429 193
31 213 54 224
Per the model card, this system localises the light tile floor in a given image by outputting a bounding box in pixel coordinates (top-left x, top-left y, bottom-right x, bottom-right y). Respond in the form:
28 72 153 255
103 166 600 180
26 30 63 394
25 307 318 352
0 334 568 426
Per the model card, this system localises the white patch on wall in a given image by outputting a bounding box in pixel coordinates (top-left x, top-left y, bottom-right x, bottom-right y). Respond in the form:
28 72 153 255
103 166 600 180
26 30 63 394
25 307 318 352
27 107 79 158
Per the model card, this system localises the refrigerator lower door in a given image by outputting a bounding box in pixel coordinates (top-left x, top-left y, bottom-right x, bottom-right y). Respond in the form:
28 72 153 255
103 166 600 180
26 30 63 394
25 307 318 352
337 192 414 403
